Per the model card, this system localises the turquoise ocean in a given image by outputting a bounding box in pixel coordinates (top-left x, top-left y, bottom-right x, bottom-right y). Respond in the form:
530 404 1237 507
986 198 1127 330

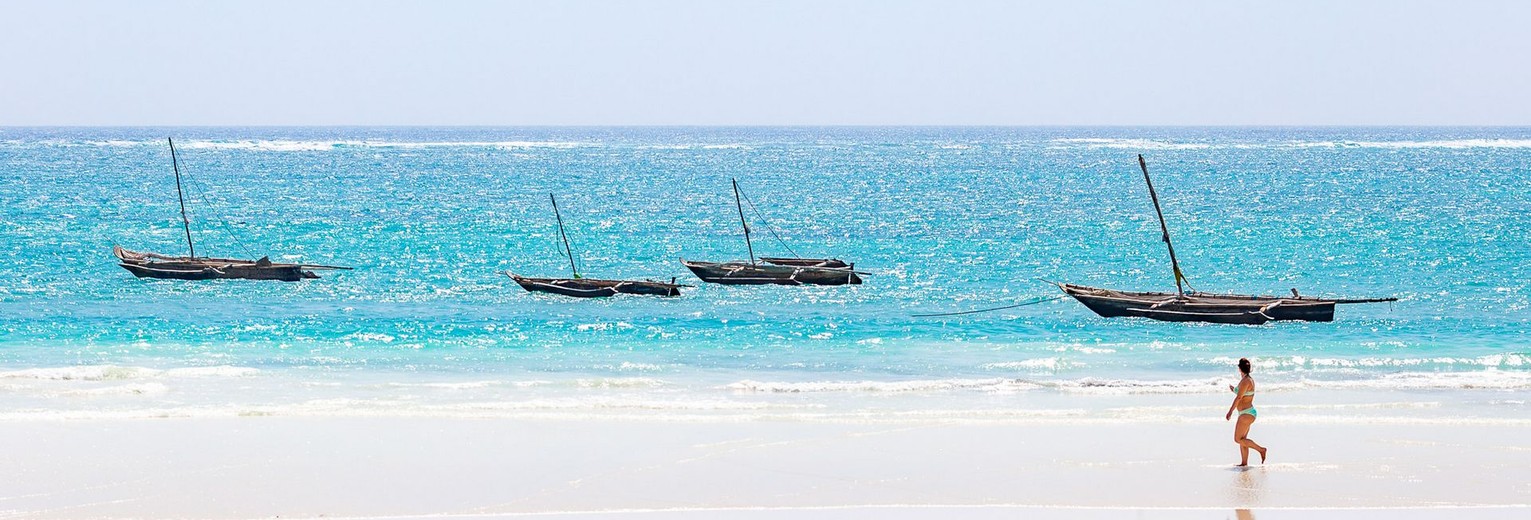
1 127 1527 422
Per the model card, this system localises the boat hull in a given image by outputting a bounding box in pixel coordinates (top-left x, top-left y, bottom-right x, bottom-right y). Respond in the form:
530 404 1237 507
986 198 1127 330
114 247 316 282
681 260 862 286
1058 283 1336 324
509 274 682 297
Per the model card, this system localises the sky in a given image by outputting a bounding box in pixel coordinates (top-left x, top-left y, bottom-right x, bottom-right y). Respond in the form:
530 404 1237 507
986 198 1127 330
2 0 1529 126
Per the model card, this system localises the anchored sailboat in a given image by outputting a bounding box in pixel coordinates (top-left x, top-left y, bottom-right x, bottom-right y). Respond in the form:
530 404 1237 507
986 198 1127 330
1056 155 1394 325
507 193 686 297
113 138 350 281
681 179 862 286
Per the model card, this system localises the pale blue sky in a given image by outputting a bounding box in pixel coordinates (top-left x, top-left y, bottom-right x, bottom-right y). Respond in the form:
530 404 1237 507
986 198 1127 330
3 0 1528 125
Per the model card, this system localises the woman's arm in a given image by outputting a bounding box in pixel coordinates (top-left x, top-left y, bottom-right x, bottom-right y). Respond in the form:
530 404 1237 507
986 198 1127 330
1225 380 1246 420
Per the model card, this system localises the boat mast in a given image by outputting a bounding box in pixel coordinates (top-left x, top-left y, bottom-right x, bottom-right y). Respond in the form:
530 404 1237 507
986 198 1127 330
168 138 196 259
549 193 580 278
732 178 756 265
1138 154 1187 296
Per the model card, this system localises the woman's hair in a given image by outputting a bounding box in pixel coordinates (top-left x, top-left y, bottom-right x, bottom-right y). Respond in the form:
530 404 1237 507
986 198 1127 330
1238 358 1252 375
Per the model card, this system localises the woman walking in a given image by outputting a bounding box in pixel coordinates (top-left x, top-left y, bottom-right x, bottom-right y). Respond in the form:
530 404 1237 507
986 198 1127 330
1226 357 1268 466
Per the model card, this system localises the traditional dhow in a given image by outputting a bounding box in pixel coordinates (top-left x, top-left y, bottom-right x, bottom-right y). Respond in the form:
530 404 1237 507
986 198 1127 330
680 260 861 285
1053 283 1400 325
1058 155 1394 324
506 274 684 297
114 138 350 281
682 179 862 286
509 193 685 298
114 246 325 281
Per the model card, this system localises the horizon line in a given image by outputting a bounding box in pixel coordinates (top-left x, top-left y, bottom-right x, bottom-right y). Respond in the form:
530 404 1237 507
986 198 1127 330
6 124 1531 129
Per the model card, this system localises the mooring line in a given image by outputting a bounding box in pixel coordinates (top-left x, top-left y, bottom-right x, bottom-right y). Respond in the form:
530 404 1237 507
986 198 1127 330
911 295 1065 317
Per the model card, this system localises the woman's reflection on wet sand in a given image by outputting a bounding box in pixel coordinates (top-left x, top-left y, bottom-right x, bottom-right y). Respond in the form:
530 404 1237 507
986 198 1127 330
1229 465 1267 506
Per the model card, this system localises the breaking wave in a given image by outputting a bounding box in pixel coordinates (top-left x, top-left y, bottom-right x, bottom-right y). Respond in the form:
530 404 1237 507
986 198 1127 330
1202 354 1531 371
1049 138 1214 150
66 139 594 151
1050 137 1531 150
0 365 260 381
726 378 1037 393
727 370 1531 396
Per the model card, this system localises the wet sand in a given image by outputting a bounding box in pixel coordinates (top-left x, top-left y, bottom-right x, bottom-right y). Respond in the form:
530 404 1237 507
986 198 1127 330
2 415 1529 518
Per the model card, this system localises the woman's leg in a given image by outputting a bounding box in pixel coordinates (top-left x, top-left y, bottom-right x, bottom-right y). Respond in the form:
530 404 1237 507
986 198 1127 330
1233 415 1251 465
1234 414 1266 464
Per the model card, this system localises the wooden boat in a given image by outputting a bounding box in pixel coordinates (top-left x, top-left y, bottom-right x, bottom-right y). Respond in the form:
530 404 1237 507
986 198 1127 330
681 260 861 285
1054 283 1380 325
506 273 683 297
114 138 350 281
509 194 685 298
683 179 862 286
1058 155 1395 324
116 246 323 282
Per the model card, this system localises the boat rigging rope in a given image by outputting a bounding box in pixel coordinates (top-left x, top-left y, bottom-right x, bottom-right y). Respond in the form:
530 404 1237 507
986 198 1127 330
910 295 1065 317
737 188 802 259
1175 265 1200 294
179 156 258 260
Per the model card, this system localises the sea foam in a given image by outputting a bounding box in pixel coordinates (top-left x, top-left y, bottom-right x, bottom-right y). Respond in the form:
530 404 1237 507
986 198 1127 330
0 365 259 381
72 139 593 151
726 378 1037 393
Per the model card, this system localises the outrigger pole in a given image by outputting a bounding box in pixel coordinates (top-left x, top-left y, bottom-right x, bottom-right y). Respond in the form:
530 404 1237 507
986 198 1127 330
550 193 580 279
1138 154 1187 297
732 178 756 265
168 138 196 259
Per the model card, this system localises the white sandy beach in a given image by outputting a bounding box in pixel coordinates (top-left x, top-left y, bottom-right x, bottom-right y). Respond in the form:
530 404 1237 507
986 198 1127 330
3 411 1529 519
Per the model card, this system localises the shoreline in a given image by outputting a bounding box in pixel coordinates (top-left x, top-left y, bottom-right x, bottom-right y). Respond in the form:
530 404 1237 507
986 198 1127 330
3 362 1528 426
